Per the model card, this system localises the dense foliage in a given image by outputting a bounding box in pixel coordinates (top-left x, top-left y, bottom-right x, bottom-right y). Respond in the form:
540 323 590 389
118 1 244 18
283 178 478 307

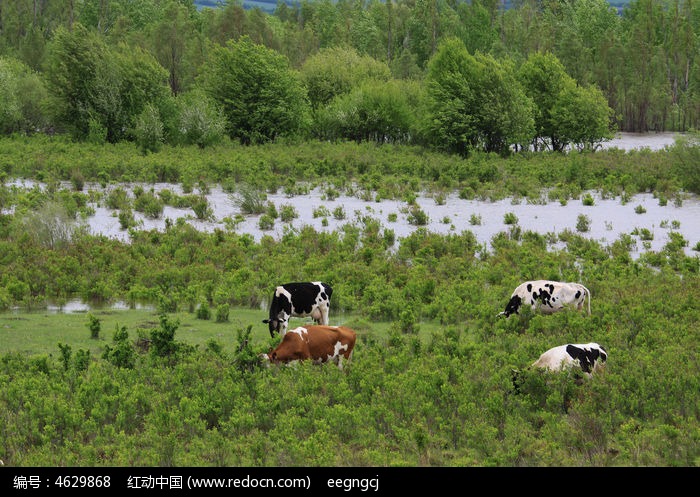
2 0 700 155
0 219 697 466
0 136 698 466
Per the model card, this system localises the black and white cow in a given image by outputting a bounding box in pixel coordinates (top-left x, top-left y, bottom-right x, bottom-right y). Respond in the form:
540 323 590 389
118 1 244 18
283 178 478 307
262 282 332 337
531 342 608 376
512 342 608 392
498 280 591 317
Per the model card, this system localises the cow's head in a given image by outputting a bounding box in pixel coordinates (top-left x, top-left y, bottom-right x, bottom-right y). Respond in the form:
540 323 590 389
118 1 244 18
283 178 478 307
498 295 522 318
259 352 272 368
262 318 282 338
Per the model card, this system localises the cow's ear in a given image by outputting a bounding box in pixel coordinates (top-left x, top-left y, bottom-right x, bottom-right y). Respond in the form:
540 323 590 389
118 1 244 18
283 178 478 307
262 319 269 324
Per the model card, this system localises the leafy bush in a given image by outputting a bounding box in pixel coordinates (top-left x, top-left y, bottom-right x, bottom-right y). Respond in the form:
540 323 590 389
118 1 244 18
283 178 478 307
86 313 101 339
279 204 298 222
232 184 266 215
102 324 135 368
133 190 163 219
196 302 211 320
215 304 230 323
503 212 518 225
576 214 591 232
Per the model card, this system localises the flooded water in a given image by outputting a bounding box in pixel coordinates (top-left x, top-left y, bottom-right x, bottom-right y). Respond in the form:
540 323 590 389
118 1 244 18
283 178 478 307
600 131 682 151
96 186 698 258
7 132 700 262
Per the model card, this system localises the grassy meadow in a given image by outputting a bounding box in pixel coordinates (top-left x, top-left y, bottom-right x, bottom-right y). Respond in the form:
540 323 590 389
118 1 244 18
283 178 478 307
0 306 420 358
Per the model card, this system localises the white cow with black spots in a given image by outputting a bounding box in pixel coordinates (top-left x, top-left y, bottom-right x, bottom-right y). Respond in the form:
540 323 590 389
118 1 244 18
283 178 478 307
498 280 591 317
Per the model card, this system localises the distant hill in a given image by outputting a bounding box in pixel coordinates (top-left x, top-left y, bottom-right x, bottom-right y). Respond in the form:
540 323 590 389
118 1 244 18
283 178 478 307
195 1 634 16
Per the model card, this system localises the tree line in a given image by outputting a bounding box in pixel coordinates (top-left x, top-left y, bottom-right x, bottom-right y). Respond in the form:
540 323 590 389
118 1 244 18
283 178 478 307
0 0 696 156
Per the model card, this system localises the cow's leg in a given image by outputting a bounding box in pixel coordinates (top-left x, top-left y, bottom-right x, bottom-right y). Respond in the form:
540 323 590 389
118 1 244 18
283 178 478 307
321 303 330 325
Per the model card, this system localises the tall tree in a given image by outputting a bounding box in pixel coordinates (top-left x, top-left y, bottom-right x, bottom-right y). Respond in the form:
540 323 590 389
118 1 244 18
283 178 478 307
551 82 615 151
425 37 534 156
300 46 391 111
518 51 572 151
151 1 193 95
0 55 49 134
44 23 168 142
43 23 110 139
197 35 310 144
619 0 668 131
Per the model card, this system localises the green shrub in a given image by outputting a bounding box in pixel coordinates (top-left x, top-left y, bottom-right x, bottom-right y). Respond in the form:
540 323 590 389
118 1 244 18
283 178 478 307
191 196 213 220
503 212 518 225
197 303 211 320
102 324 135 369
86 313 101 339
232 184 266 215
576 214 591 232
215 304 230 323
258 214 275 230
407 206 428 225
133 191 164 219
333 206 346 220
313 205 331 218
279 204 298 222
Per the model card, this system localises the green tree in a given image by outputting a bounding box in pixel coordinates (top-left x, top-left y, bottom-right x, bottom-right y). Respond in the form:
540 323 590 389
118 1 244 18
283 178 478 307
518 51 614 152
425 37 534 156
311 0 345 48
0 57 25 133
150 0 199 96
113 43 170 141
44 24 168 142
198 35 310 144
315 78 421 144
551 83 615 151
517 52 571 151
300 46 391 112
134 103 164 154
618 0 669 131
455 1 498 55
43 24 109 139
177 89 227 149
406 0 440 69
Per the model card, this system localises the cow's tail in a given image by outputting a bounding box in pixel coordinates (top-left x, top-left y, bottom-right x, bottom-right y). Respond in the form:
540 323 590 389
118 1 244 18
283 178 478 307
582 284 591 315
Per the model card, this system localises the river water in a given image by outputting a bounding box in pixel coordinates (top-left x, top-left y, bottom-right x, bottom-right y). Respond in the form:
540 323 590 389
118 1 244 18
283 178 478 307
8 132 700 261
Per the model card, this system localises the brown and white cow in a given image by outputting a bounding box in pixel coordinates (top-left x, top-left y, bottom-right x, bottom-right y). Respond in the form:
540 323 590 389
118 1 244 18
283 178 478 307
498 280 591 317
260 325 356 371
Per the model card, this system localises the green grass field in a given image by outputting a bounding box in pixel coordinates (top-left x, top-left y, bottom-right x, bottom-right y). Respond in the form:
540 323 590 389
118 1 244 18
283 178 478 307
0 307 437 357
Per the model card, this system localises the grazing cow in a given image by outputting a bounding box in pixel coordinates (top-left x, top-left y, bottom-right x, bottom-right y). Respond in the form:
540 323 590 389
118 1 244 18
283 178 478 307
512 342 608 392
260 325 356 370
262 282 332 337
498 280 591 318
531 342 608 376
